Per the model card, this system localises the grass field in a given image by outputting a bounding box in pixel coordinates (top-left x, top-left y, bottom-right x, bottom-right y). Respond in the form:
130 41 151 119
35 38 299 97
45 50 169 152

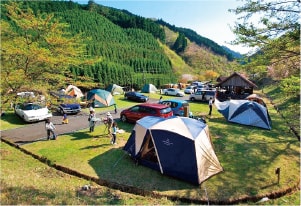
1 90 300 204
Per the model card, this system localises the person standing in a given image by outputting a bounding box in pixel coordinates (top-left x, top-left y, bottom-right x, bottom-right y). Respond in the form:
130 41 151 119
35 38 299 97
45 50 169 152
89 110 96 132
114 104 118 114
111 122 118 145
208 97 213 116
106 112 114 134
45 118 56 140
62 113 68 124
159 96 163 103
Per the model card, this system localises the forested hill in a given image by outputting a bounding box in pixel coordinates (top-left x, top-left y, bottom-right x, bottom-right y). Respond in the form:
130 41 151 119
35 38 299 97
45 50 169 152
6 0 239 89
157 20 235 61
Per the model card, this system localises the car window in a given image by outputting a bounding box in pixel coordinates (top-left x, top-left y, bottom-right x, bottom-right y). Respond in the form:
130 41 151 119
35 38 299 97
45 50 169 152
130 106 140 112
160 107 172 114
170 102 177 108
146 107 156 114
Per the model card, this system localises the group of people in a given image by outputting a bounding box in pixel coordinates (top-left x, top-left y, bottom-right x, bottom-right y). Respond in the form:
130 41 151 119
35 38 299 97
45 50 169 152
88 108 117 144
45 107 118 144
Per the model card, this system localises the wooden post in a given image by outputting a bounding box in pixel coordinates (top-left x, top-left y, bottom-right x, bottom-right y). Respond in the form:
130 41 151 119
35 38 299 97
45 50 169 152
275 167 280 185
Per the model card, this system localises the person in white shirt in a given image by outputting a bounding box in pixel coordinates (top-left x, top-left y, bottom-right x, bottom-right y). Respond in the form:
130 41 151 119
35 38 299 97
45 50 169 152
45 118 56 140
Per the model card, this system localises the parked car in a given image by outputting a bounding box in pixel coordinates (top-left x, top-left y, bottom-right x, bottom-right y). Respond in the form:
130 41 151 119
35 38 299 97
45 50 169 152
189 90 216 102
184 86 196 94
14 102 52 123
124 92 148 102
163 88 185 97
159 99 193 117
120 103 173 123
57 103 81 114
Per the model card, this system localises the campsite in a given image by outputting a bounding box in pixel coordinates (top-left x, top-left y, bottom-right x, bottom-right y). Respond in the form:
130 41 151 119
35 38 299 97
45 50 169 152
1 0 299 204
1 89 299 204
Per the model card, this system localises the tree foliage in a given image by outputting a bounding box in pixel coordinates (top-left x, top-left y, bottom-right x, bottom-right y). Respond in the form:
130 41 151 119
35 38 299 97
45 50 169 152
1 1 98 104
230 0 300 79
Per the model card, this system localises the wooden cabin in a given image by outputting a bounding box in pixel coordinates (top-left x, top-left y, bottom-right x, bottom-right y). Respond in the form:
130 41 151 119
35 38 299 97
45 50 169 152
215 72 257 101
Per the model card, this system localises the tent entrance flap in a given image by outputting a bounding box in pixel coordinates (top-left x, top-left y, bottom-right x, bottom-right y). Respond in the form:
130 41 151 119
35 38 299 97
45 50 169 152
140 133 158 163
138 133 160 171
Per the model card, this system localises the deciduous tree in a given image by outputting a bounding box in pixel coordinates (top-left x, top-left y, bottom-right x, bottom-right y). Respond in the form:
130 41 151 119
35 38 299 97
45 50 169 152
230 0 300 79
1 2 98 105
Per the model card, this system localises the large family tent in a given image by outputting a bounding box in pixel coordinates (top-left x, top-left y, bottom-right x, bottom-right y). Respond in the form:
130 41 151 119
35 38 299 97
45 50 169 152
86 89 115 108
65 85 84 99
214 99 271 130
141 83 158 93
106 84 124 95
123 116 223 185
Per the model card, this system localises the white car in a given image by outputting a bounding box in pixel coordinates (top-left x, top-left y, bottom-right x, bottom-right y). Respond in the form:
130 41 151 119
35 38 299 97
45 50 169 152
14 102 52 123
184 86 196 94
163 88 185 97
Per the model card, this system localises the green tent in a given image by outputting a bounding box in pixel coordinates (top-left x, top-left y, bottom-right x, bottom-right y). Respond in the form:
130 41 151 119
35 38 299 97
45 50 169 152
87 89 115 108
141 84 158 93
105 84 124 95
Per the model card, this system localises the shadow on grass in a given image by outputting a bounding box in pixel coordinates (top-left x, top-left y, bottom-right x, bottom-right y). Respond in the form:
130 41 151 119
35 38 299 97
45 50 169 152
1 112 27 126
88 147 197 194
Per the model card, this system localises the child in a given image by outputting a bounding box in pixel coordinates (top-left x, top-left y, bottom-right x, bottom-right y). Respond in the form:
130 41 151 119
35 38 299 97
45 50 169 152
111 122 118 145
45 118 56 140
89 110 96 132
62 113 68 124
106 112 114 134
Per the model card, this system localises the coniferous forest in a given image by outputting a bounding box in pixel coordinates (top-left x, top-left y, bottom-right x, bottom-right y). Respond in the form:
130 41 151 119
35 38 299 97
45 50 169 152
2 0 239 91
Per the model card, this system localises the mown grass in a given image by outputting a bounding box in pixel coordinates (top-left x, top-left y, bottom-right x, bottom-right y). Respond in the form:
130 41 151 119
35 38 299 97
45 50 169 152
1 89 300 204
263 83 300 137
0 142 182 205
20 91 300 203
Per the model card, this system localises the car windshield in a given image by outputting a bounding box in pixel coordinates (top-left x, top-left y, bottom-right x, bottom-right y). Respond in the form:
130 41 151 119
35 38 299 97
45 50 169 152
23 104 42 110
160 107 172 114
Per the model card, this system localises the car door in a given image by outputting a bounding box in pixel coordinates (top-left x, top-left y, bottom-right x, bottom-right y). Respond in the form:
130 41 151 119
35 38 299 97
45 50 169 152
128 105 142 121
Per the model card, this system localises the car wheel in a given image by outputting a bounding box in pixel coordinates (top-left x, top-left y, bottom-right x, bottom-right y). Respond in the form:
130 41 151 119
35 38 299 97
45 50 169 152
176 93 180 97
165 92 168 95
190 97 195 101
120 114 127 122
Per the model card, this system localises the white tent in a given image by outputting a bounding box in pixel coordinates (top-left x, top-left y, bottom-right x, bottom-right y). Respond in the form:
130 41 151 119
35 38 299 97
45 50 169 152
65 85 84 99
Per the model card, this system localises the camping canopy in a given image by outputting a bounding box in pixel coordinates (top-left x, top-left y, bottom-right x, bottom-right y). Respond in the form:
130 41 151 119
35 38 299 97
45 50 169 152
141 84 157 93
215 99 271 130
105 84 124 95
87 89 115 108
123 116 223 185
65 85 84 99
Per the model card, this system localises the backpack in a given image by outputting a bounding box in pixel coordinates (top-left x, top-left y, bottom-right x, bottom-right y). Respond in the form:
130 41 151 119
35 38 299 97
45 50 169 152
107 116 113 124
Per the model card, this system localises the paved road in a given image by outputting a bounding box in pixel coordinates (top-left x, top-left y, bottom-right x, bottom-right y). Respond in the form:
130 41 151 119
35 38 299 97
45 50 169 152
0 109 120 145
1 96 188 145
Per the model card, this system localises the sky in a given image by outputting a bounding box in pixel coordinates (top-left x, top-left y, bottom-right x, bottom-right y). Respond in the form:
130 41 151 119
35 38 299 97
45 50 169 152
75 0 251 54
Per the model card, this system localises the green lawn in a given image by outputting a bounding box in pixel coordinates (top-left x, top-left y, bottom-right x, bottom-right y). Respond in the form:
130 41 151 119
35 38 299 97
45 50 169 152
1 91 300 204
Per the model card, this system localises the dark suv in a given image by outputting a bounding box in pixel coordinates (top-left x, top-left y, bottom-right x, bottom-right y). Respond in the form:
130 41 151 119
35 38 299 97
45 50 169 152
120 103 173 123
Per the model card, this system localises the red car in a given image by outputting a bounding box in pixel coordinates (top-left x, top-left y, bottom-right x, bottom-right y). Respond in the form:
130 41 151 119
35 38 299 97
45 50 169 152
120 103 173 123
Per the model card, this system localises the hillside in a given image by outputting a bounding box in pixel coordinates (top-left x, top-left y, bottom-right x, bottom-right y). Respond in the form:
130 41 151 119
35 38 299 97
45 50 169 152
3 0 241 89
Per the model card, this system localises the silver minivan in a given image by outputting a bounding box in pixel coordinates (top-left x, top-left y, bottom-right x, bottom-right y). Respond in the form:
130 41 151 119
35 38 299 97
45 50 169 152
189 90 216 102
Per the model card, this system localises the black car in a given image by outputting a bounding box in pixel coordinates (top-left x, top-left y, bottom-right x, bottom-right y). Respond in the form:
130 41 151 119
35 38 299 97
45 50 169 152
124 92 149 102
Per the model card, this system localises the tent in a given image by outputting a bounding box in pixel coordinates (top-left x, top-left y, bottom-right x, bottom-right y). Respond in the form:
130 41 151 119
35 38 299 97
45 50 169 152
86 89 115 108
214 99 271 130
141 84 158 93
105 84 124 95
123 116 223 185
65 85 84 99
